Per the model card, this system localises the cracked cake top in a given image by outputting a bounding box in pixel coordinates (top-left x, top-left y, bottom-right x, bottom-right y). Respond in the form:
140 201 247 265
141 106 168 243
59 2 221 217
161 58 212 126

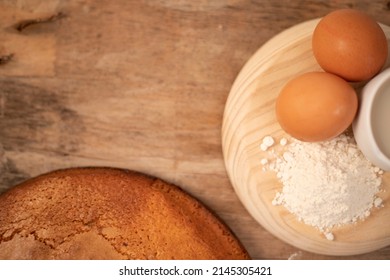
0 167 250 260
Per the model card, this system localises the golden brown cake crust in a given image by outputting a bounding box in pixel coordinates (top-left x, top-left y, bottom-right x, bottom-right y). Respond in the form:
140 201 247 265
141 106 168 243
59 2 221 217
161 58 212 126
0 167 250 260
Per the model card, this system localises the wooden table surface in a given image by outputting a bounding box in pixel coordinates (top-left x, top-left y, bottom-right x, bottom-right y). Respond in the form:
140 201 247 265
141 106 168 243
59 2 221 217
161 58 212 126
1 0 389 260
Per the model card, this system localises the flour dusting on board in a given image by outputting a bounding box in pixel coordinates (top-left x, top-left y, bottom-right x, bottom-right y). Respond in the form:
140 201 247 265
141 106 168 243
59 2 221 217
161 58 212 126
260 134 384 240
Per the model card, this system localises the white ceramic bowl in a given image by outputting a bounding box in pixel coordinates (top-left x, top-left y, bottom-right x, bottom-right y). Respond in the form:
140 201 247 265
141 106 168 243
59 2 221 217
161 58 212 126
352 67 390 171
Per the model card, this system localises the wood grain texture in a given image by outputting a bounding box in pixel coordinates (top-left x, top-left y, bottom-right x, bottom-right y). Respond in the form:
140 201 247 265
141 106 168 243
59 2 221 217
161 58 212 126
222 19 390 256
1 0 390 259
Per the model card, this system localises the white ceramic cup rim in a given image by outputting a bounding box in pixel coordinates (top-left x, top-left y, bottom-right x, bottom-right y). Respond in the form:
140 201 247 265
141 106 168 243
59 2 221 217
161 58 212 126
352 67 390 171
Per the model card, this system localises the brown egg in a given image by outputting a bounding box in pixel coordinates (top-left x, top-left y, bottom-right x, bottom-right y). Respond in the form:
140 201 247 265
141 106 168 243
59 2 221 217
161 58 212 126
275 72 358 142
312 9 388 82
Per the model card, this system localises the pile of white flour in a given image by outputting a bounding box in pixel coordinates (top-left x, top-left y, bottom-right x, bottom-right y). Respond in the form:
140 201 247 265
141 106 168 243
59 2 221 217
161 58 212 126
261 134 383 240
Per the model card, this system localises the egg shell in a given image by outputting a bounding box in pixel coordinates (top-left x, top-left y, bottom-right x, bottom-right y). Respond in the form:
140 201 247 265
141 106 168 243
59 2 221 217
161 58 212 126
312 9 388 82
275 72 358 142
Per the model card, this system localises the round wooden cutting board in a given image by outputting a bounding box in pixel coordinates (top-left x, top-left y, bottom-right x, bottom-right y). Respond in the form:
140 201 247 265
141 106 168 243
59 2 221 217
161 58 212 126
222 18 390 256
